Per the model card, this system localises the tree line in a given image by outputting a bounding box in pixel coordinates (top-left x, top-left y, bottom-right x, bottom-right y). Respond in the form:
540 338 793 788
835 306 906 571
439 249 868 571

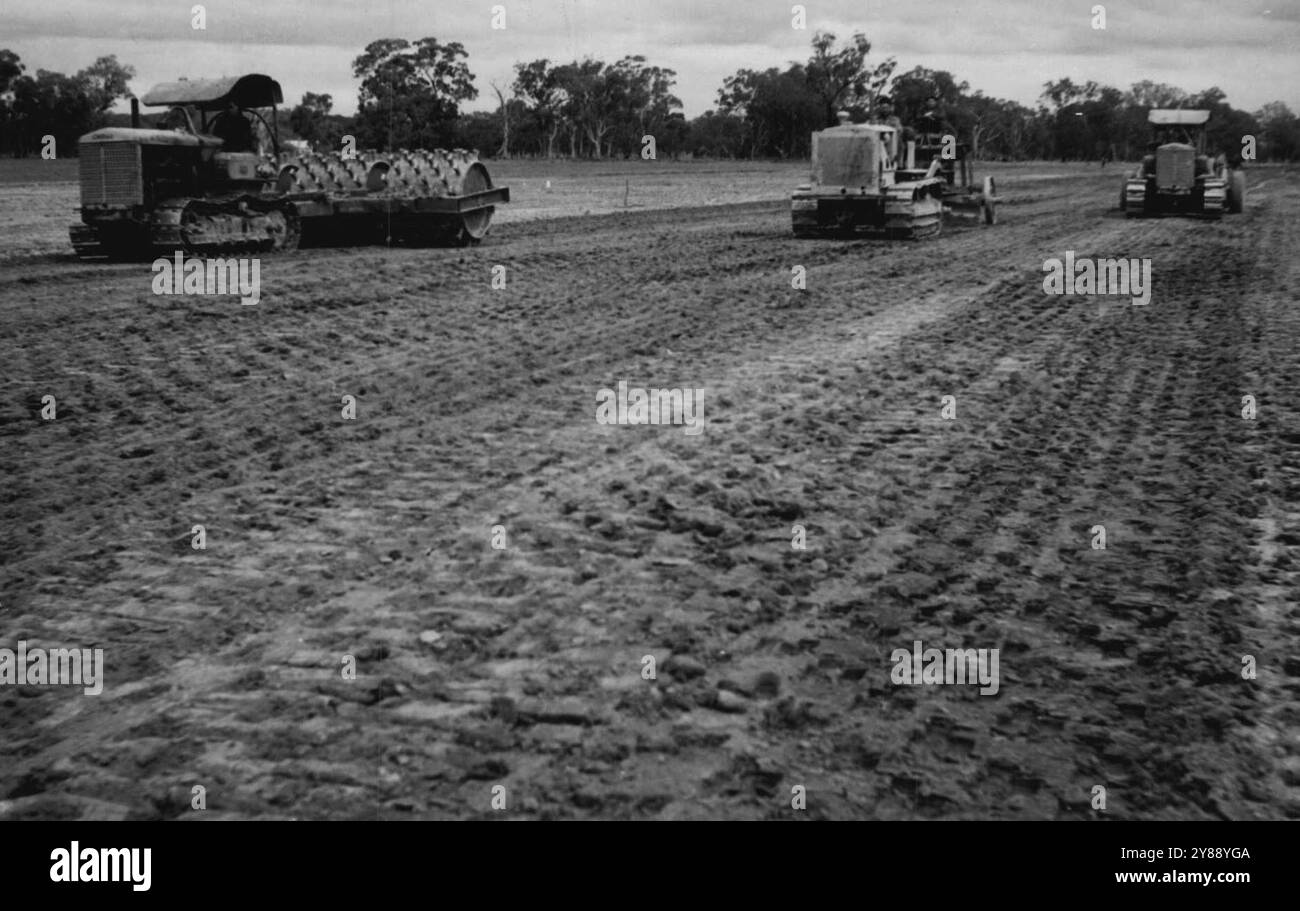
305 32 1300 163
0 50 134 157
3 37 1299 162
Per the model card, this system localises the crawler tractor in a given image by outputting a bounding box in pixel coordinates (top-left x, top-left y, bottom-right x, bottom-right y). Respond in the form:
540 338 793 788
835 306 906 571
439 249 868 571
1121 109 1244 218
791 113 998 239
70 73 509 259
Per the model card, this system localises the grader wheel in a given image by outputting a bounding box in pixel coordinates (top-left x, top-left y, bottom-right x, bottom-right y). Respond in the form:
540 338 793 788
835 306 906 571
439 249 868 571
1228 170 1246 214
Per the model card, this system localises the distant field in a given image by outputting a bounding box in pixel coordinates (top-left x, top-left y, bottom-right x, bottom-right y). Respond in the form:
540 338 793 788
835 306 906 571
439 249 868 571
490 159 806 223
1 156 805 186
0 157 78 184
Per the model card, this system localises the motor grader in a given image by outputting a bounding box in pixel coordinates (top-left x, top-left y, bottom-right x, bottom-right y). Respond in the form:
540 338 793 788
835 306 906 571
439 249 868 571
791 112 998 239
1120 109 1244 218
70 73 509 260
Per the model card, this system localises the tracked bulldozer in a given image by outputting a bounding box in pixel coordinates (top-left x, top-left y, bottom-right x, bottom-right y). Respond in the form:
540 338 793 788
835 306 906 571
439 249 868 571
70 74 509 260
791 113 998 239
1121 109 1244 218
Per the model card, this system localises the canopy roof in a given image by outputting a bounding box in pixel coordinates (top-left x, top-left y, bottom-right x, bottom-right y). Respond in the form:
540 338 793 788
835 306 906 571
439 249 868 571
140 74 283 110
80 127 203 146
823 123 896 134
1148 109 1210 126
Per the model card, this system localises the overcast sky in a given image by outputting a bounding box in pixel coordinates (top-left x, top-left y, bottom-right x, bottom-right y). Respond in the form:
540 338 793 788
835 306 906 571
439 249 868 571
6 0 1299 117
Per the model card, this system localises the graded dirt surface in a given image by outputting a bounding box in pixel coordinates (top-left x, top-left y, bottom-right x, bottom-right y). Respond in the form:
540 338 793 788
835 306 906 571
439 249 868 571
1 161 1298 819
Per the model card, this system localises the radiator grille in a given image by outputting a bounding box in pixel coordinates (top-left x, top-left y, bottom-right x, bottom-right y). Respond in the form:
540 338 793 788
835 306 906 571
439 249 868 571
79 142 142 206
814 132 880 189
1156 145 1194 189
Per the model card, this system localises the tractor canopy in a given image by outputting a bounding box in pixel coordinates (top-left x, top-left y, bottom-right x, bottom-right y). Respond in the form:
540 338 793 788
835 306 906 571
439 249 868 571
79 127 203 147
140 74 283 110
1147 109 1210 154
1148 109 1210 126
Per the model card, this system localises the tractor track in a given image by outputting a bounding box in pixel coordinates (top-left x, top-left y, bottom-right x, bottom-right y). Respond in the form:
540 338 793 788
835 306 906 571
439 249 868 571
0 165 1297 819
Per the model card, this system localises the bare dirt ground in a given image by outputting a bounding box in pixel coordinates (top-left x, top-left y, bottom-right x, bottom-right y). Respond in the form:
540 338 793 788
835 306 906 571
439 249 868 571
1 160 1298 820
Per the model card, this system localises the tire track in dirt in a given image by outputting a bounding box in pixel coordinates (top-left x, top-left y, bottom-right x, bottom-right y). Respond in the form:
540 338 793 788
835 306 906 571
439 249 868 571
1 167 1295 819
